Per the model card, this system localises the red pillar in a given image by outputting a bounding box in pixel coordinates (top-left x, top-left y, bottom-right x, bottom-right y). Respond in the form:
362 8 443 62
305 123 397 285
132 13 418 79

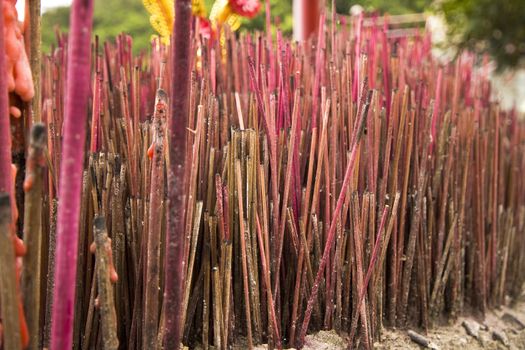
293 0 320 41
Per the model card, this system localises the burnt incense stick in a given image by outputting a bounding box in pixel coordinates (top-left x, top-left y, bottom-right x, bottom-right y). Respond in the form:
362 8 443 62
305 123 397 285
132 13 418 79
0 194 22 350
299 88 373 347
143 89 167 349
235 160 254 349
255 213 282 349
93 216 119 350
21 124 46 350
28 0 42 123
348 205 390 346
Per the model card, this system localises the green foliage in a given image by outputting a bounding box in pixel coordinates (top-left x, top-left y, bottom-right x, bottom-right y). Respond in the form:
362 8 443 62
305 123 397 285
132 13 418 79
440 0 525 70
42 0 155 53
240 0 293 35
337 0 431 15
241 0 431 34
41 0 433 54
41 6 69 51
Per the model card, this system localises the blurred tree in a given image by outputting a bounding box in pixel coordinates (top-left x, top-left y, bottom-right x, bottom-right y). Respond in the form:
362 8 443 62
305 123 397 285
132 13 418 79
242 0 432 35
440 0 525 70
41 6 69 51
335 0 430 15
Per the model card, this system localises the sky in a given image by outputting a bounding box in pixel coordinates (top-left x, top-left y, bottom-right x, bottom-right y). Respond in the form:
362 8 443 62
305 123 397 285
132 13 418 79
15 0 73 20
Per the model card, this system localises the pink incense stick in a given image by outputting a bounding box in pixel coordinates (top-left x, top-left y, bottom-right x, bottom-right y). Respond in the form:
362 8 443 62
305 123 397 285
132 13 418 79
50 0 94 349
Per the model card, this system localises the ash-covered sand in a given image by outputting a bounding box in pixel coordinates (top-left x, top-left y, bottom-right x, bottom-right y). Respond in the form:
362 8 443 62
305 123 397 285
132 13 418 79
375 299 525 350
227 297 525 350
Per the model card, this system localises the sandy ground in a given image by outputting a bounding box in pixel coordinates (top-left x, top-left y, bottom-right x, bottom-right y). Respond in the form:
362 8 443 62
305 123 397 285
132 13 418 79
375 301 525 350
243 297 525 350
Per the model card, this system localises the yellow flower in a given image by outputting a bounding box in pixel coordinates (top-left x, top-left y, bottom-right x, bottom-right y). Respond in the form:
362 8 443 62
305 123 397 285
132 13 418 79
143 0 258 43
209 0 241 31
143 0 173 44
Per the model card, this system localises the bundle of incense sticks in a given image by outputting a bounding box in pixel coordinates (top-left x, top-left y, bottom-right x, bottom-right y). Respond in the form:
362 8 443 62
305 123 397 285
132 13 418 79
1 8 525 350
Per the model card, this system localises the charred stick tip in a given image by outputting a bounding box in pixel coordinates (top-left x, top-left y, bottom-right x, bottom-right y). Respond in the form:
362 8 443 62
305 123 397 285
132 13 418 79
30 123 47 146
0 193 10 224
0 192 10 209
93 216 106 232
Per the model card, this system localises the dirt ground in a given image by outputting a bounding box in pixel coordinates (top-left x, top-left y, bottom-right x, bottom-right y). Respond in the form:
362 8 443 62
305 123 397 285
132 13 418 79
190 293 525 349
374 301 525 350
246 297 525 350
